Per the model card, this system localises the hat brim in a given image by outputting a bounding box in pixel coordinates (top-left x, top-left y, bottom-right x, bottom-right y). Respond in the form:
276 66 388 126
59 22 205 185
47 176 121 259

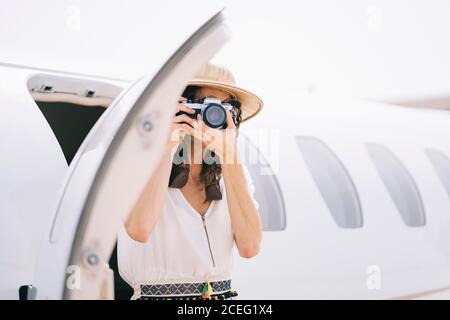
187 79 263 122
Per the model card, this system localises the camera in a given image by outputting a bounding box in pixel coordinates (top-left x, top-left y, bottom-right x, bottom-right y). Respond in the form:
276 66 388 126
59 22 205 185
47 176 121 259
177 97 237 129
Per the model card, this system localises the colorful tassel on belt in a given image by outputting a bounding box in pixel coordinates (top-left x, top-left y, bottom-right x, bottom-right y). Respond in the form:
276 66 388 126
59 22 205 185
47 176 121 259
201 281 212 300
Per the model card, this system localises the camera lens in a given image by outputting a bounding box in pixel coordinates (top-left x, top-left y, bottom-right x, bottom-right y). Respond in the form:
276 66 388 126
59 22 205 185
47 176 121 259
203 104 226 128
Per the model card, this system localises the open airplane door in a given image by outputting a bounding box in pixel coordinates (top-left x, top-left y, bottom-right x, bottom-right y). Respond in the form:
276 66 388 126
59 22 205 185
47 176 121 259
30 9 230 300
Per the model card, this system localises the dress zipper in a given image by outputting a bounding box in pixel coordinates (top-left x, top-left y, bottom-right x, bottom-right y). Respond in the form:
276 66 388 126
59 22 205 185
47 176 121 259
201 214 216 268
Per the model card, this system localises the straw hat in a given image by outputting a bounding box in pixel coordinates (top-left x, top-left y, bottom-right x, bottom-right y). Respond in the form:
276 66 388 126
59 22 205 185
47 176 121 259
187 62 263 122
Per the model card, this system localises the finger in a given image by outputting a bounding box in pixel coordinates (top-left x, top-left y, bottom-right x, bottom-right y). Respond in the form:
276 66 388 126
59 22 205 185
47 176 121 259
173 113 195 124
193 116 206 138
176 104 196 114
225 109 236 129
179 123 194 135
173 123 194 137
193 114 203 130
178 97 188 103
168 125 187 143
173 114 195 127
202 127 215 143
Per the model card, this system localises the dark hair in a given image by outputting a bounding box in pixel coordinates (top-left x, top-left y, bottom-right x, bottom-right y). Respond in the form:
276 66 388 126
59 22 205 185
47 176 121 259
168 85 242 202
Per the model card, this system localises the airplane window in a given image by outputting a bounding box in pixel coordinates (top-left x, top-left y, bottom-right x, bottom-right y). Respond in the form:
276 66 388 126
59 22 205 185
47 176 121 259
296 136 363 228
425 148 450 199
238 135 286 231
366 143 426 226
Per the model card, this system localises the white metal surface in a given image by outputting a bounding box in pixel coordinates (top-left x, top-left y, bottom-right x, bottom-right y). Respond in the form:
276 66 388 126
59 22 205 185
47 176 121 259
0 65 127 299
233 96 450 299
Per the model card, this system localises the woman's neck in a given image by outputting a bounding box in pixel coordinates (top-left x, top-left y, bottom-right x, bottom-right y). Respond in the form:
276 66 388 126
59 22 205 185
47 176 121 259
188 163 202 184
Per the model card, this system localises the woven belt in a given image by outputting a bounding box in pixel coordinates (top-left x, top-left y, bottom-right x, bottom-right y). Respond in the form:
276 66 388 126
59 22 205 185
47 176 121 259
136 290 238 300
140 279 232 297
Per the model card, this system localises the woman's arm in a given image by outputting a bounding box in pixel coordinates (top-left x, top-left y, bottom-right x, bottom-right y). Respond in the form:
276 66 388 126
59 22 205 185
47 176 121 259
194 110 262 258
124 102 196 243
124 144 177 243
222 154 263 259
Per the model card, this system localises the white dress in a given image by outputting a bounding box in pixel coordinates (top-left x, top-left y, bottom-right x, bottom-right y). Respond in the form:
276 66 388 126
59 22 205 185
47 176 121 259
117 165 259 299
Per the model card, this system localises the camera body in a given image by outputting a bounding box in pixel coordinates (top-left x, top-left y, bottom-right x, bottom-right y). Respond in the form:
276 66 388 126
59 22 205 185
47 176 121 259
177 97 235 129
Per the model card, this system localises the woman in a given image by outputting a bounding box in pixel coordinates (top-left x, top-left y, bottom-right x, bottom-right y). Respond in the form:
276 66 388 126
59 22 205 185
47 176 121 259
118 63 263 300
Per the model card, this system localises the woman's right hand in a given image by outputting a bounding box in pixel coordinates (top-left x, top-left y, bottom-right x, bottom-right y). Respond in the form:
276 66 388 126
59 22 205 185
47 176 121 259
166 97 196 149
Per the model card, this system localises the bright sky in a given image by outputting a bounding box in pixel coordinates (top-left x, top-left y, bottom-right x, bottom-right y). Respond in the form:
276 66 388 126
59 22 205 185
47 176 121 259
212 0 450 105
2 0 450 106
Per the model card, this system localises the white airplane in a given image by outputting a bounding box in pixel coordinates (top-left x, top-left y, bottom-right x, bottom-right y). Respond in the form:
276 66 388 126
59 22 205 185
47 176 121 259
2 1 450 300
234 97 450 299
